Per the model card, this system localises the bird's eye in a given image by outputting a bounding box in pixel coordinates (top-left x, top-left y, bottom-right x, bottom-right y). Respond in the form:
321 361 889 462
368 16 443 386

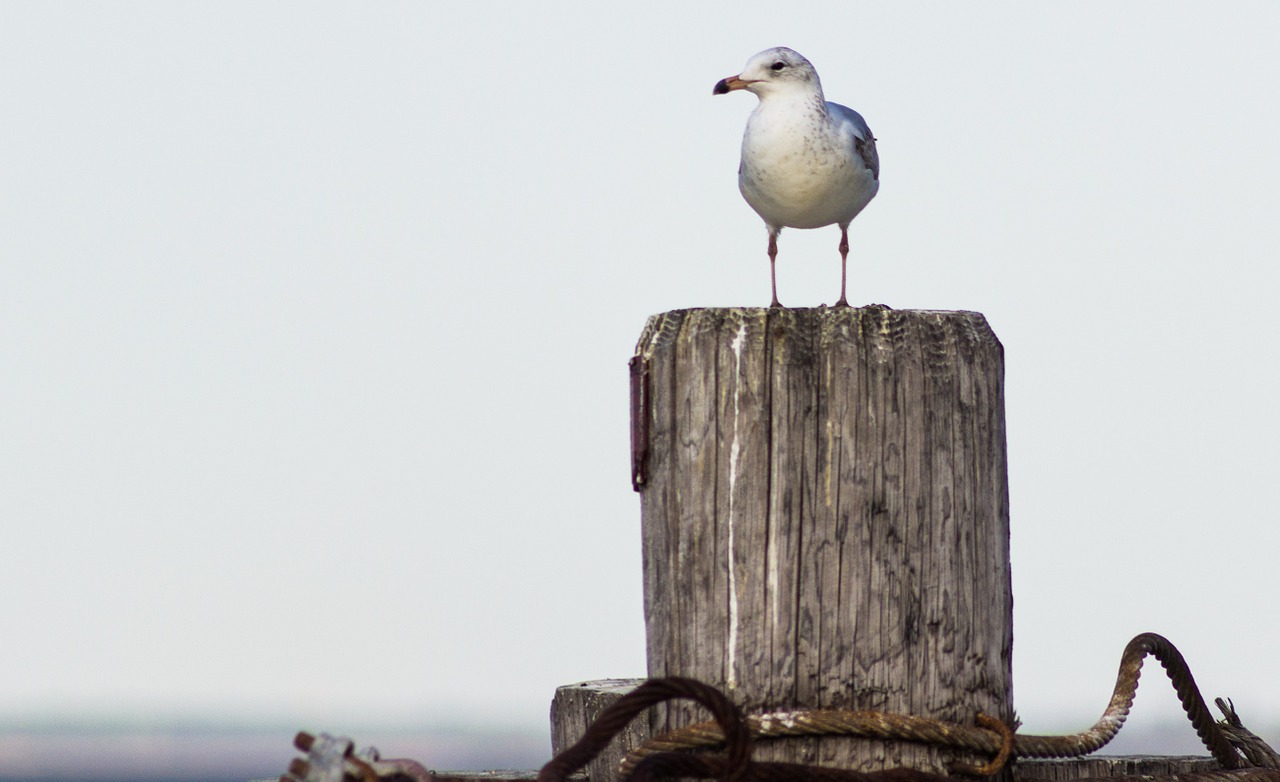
771 61 786 71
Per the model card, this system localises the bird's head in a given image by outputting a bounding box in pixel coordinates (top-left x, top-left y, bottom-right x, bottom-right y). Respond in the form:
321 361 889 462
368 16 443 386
713 47 821 99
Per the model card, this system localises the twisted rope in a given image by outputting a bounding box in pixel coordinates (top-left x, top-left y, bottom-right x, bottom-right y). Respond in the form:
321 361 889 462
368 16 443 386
539 677 752 782
1216 698 1280 769
621 633 1245 774
539 678 995 782
291 633 1279 782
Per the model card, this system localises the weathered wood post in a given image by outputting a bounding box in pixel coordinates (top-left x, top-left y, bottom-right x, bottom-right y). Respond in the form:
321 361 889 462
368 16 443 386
629 306 1012 773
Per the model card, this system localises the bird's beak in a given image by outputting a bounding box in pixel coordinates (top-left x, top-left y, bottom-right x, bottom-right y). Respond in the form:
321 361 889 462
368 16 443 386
713 75 752 95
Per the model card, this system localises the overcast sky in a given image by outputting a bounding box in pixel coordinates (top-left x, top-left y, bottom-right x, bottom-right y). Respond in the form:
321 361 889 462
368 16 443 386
2 0 1278 755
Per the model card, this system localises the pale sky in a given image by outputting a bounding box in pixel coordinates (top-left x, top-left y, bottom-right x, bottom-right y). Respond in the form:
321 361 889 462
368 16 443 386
2 0 1278 752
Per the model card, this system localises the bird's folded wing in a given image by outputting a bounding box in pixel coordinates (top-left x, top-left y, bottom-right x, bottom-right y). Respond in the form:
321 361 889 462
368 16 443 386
829 102 879 182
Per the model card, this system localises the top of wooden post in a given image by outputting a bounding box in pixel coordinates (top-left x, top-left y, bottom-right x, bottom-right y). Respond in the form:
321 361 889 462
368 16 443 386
635 305 1001 360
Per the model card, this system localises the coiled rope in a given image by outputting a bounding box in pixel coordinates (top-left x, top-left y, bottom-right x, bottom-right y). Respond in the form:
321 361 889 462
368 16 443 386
619 633 1251 775
538 677 1008 782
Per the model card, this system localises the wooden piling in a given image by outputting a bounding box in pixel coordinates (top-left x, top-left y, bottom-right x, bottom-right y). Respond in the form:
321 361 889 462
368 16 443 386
629 306 1012 774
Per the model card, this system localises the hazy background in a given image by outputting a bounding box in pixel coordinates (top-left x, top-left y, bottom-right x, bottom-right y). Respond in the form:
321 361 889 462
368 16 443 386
3 2 1278 779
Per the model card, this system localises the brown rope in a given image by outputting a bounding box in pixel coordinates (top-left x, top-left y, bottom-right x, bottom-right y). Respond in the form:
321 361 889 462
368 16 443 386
290 633 1278 782
535 678 1015 782
621 633 1245 774
948 714 1014 777
1216 698 1280 769
540 679 967 782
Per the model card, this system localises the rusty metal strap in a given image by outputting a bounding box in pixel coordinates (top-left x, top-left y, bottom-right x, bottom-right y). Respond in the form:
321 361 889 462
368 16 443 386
629 355 650 491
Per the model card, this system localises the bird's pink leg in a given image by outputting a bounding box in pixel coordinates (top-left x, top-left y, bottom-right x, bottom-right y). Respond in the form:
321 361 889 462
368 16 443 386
768 231 782 308
834 226 851 308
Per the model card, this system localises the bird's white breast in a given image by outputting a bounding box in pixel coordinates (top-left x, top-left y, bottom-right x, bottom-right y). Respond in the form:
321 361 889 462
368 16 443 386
738 97 878 230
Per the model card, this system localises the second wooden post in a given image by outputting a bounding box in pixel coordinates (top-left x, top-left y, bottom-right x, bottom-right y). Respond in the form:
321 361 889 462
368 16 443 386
631 306 1012 773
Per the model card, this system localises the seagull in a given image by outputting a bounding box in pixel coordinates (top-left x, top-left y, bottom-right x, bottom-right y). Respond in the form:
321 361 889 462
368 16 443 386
714 47 879 308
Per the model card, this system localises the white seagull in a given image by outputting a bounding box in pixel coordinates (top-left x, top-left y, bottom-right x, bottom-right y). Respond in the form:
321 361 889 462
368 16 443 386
714 47 879 308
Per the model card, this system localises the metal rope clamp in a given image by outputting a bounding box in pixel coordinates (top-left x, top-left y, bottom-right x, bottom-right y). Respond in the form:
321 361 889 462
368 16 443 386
283 731 412 782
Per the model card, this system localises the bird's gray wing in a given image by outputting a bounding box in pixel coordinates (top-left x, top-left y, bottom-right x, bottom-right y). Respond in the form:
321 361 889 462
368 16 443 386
829 102 879 181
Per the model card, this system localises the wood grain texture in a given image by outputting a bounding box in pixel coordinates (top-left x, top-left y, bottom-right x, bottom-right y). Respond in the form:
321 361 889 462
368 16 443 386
1013 757 1222 781
632 306 1012 774
551 679 651 782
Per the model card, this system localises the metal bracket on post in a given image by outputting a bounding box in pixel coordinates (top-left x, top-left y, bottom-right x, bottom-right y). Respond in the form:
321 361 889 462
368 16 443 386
629 355 650 491
283 732 434 782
